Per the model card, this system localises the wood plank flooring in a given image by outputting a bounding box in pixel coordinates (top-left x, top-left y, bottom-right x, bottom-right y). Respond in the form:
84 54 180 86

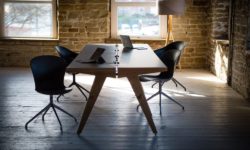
0 68 250 150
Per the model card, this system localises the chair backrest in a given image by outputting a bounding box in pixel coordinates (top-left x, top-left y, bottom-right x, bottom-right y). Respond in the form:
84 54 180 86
155 41 185 64
156 48 181 79
30 55 66 93
165 41 185 51
55 46 78 65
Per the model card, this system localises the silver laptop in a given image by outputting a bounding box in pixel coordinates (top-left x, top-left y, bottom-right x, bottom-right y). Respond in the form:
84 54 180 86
120 35 147 50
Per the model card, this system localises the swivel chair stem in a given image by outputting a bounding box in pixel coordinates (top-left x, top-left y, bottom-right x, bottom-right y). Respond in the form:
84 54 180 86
159 82 162 115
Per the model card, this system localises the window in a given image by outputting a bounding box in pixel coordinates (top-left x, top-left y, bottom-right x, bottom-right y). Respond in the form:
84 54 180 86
0 0 57 39
111 0 166 39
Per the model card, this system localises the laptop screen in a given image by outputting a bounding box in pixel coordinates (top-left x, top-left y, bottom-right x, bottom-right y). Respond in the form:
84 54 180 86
120 35 133 49
119 35 147 50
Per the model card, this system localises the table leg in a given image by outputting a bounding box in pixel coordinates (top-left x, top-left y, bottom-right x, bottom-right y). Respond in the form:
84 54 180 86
77 75 106 134
127 75 158 134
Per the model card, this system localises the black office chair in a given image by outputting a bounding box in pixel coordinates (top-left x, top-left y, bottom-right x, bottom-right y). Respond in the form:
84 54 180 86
25 55 77 130
55 46 89 101
137 48 185 114
152 41 187 91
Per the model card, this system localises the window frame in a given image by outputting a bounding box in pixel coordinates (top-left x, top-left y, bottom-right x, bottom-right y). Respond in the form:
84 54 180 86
111 0 167 39
0 0 58 39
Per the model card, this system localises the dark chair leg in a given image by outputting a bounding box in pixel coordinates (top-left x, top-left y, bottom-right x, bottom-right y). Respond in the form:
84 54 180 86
68 82 74 87
54 104 77 122
51 105 63 131
42 106 50 121
67 73 89 101
136 91 160 110
171 79 178 87
153 78 187 91
25 95 77 130
76 83 90 93
151 82 158 88
137 82 184 114
25 104 51 129
50 95 63 130
162 92 184 110
147 91 160 101
75 85 88 100
57 73 90 102
56 94 63 102
172 78 187 91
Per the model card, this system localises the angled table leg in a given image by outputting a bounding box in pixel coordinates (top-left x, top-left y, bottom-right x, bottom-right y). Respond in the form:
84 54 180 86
127 75 158 134
77 75 106 134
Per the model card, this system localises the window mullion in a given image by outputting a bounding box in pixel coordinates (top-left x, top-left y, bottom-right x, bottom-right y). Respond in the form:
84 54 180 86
52 0 57 38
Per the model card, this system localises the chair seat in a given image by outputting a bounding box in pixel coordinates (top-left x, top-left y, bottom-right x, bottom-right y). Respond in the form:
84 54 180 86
139 75 160 82
37 87 72 95
139 75 171 82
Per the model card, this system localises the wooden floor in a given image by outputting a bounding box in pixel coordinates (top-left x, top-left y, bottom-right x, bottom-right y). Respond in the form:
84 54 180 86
1 68 250 150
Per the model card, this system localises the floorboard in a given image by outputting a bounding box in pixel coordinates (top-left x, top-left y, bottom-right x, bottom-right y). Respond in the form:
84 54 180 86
0 68 250 150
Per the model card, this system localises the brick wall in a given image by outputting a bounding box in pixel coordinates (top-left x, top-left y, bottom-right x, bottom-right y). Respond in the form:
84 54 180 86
175 0 210 68
58 0 110 50
207 0 250 100
230 0 250 100
0 40 58 67
0 0 210 68
208 0 230 82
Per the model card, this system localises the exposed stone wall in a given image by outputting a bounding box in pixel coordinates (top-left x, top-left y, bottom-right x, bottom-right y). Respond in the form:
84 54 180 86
174 0 210 68
231 0 250 100
0 40 58 67
0 0 210 68
207 0 250 100
107 0 211 69
58 0 110 50
207 0 230 82
209 0 229 39
0 0 110 67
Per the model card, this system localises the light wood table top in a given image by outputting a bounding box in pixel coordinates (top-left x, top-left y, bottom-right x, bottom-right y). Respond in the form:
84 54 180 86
67 43 167 135
67 44 167 76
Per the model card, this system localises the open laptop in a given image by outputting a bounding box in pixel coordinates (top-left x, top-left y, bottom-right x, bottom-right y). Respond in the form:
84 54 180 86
120 35 147 50
77 47 106 64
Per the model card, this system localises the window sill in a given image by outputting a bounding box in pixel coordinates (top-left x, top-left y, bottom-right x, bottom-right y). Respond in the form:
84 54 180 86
213 36 229 45
0 37 59 41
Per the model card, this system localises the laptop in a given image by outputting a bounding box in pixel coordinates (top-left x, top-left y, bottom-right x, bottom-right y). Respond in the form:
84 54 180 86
89 48 105 61
120 35 147 50
77 47 106 64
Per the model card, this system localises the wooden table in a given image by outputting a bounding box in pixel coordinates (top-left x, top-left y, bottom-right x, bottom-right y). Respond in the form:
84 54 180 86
67 44 167 134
